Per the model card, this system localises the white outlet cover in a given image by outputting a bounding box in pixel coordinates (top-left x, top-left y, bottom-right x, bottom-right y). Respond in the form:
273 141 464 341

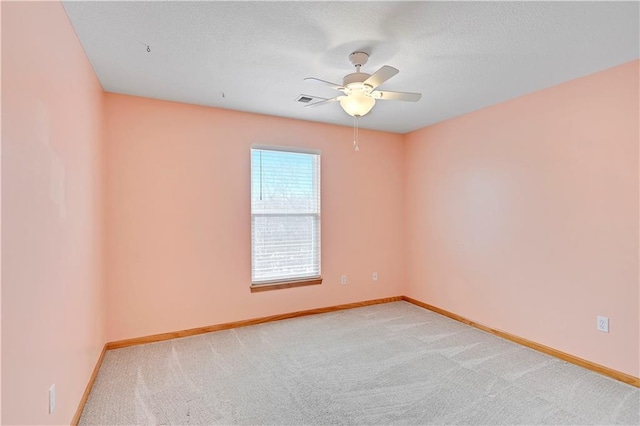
341 275 347 285
597 316 609 333
49 384 56 414
372 272 378 281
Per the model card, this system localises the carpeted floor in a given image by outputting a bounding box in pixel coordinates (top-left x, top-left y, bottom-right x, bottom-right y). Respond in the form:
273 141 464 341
80 301 639 425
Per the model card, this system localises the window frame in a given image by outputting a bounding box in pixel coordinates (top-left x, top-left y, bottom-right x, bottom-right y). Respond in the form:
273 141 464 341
250 145 322 292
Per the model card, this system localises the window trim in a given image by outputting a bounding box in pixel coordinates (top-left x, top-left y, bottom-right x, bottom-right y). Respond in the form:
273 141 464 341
250 145 322 290
251 144 321 155
250 277 323 293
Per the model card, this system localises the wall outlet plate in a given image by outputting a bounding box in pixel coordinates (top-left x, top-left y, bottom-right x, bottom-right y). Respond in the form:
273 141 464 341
340 275 347 285
372 272 378 281
49 384 56 414
597 316 609 333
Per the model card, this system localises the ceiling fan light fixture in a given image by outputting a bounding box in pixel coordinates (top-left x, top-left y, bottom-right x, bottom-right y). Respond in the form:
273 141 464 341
339 92 375 117
304 51 420 119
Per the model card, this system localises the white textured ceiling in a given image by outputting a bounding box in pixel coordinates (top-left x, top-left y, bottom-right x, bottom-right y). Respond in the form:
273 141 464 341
63 1 639 134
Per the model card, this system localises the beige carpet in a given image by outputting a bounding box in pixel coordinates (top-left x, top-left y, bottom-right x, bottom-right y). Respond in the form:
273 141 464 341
80 301 639 425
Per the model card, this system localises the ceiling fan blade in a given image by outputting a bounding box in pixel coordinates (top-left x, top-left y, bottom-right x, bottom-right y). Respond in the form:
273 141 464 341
304 97 341 108
363 66 399 90
304 77 343 90
373 90 422 102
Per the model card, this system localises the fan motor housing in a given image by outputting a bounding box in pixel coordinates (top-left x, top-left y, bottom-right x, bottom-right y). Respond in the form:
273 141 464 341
343 72 372 89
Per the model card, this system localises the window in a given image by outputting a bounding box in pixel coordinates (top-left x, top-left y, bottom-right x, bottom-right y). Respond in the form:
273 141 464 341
251 147 321 290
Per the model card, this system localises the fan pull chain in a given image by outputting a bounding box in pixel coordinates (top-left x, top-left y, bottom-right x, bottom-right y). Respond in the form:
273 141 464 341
353 116 360 151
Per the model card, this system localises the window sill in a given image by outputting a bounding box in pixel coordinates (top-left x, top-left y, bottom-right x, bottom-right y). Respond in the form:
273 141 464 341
250 277 323 293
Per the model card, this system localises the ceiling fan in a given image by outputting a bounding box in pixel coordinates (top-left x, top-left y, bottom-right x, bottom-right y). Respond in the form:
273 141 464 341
303 51 422 118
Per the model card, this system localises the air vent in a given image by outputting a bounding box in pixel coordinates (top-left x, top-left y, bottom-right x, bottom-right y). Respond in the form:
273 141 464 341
297 95 314 103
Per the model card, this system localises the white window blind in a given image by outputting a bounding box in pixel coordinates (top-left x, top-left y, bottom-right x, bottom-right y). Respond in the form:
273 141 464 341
251 147 321 285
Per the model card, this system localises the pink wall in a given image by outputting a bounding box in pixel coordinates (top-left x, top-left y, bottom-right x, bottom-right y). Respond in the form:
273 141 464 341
104 94 405 342
404 60 640 377
2 2 106 424
2 5 637 424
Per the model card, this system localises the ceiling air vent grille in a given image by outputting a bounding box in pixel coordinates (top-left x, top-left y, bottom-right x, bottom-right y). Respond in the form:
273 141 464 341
297 95 314 103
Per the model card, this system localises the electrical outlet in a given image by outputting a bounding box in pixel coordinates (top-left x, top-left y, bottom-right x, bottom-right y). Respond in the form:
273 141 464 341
372 272 378 281
341 275 347 285
597 316 609 333
49 384 56 414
